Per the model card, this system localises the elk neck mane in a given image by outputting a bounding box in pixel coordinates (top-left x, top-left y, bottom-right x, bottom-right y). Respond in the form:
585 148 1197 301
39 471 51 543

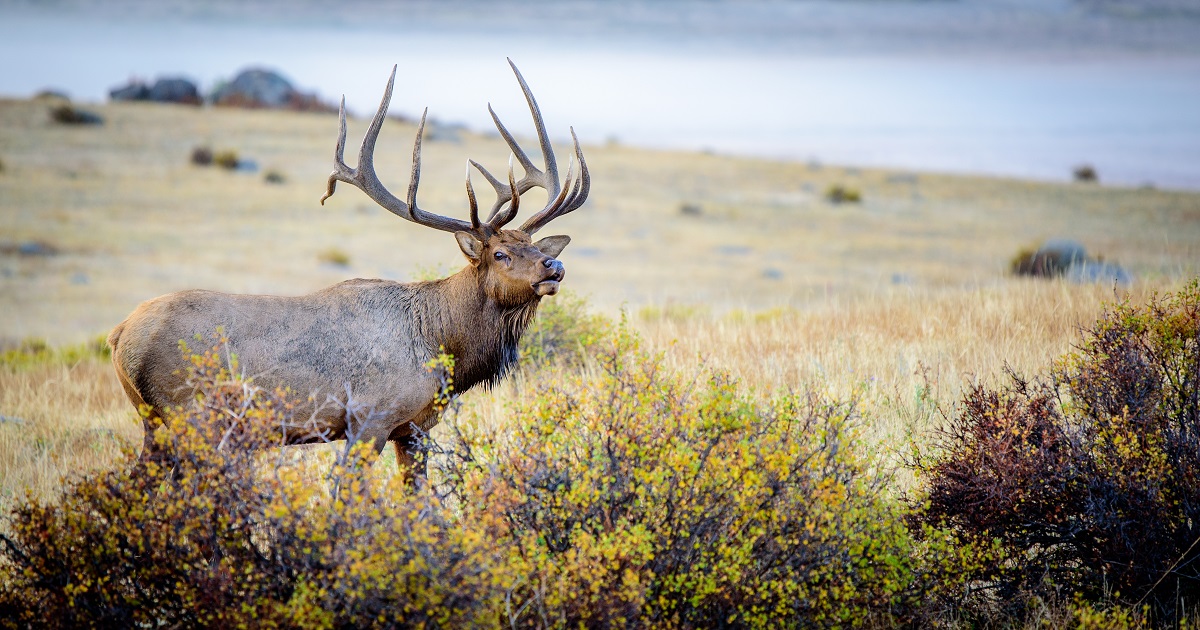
394 266 540 393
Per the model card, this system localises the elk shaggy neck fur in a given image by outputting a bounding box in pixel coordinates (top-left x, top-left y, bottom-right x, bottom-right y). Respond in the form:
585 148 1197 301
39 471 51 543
406 267 541 391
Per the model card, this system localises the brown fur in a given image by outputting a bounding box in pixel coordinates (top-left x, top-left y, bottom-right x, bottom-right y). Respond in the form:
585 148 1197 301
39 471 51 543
109 228 569 479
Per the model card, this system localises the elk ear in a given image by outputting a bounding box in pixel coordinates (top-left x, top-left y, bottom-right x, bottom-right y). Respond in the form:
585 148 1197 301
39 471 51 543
455 231 484 265
534 235 571 258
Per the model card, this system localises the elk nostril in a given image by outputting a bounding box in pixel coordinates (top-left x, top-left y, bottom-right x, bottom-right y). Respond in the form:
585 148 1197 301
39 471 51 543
543 258 556 268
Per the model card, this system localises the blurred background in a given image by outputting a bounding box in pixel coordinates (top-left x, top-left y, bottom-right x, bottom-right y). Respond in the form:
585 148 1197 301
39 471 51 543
3 0 1200 344
2 0 1199 189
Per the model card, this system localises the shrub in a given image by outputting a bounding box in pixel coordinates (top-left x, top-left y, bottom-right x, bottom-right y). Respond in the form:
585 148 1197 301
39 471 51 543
189 146 213 166
913 280 1200 622
517 289 607 368
1074 164 1099 183
48 105 102 125
438 324 931 627
212 150 239 170
0 320 958 626
825 184 861 204
263 170 286 184
316 247 351 267
0 338 511 628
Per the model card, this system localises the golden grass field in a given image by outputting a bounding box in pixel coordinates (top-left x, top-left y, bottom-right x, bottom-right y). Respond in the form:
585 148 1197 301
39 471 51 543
2 96 1200 507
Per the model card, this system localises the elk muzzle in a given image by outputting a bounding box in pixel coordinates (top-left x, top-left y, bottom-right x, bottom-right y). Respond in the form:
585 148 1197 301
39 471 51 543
533 258 565 296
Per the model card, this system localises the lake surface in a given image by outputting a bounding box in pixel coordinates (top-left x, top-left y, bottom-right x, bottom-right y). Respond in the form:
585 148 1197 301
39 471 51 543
2 0 1199 189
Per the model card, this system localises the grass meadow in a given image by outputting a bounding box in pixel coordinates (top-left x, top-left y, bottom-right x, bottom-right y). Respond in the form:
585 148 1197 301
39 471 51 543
3 96 1200 625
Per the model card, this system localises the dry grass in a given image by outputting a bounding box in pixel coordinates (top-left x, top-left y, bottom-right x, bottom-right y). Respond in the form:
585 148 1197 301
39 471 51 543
0 360 136 507
2 96 1199 508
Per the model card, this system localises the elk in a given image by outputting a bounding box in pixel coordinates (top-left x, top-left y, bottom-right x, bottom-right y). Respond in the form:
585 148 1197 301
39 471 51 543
108 60 590 478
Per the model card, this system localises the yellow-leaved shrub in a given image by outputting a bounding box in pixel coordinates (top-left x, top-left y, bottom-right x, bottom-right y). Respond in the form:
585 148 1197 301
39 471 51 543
1 324 954 627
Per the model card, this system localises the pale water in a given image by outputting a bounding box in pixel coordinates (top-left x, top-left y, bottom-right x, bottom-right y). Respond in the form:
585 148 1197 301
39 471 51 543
2 0 1199 189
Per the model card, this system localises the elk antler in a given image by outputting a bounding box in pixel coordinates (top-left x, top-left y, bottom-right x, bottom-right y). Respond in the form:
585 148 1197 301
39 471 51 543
468 58 591 235
321 65 506 234
320 61 585 236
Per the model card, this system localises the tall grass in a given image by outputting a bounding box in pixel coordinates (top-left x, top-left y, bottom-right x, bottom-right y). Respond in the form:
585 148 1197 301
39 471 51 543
0 280 1153 510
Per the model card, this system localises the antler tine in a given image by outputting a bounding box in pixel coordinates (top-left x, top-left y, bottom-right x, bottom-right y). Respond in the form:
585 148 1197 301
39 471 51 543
468 159 514 221
465 161 480 229
319 65 473 234
488 155 522 229
519 128 591 234
320 96 351 205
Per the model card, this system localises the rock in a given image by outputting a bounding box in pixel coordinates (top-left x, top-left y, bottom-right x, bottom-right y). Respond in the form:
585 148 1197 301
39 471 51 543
234 159 259 173
425 121 464 144
33 89 70 101
11 241 59 257
679 203 703 217
109 81 150 101
20 241 57 256
1013 238 1088 277
111 77 200 104
1066 261 1133 286
147 77 201 104
211 68 334 112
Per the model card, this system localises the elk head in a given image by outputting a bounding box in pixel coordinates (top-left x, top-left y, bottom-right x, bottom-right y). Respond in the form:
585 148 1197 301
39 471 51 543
320 59 589 306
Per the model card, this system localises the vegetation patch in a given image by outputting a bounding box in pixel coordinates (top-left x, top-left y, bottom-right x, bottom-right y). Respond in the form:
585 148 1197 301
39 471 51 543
0 336 109 371
912 280 1200 624
316 247 351 267
48 105 102 126
825 183 862 204
0 323 952 627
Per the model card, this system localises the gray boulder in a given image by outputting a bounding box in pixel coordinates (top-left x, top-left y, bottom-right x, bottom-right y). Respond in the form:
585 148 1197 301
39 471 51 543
1065 261 1133 286
110 77 200 104
211 68 295 108
148 77 200 104
110 82 149 101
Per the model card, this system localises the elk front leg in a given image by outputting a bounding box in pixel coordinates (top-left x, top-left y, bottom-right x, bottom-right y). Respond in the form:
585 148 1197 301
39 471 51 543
391 435 427 487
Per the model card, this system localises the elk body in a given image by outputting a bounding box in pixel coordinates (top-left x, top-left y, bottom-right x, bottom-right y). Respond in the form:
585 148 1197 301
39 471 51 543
108 60 590 476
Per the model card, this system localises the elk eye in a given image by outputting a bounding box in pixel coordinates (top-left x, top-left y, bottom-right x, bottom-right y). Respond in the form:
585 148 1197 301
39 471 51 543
493 251 509 261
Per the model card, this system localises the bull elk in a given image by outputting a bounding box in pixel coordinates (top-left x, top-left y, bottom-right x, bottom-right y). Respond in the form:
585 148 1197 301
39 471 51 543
108 60 590 478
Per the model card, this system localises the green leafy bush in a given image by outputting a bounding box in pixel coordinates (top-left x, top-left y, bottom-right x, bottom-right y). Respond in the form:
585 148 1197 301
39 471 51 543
517 289 607 368
913 280 1200 623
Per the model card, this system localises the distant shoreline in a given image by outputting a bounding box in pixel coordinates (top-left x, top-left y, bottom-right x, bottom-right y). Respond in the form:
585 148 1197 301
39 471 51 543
2 1 1198 189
